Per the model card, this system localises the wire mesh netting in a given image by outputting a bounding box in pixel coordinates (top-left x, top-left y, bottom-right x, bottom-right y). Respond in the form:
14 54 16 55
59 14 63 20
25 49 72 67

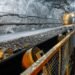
61 46 65 75
37 40 71 75
48 52 59 75
38 52 59 75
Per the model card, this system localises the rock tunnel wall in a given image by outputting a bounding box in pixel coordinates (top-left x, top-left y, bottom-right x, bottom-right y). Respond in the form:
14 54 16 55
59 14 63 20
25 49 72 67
0 0 65 22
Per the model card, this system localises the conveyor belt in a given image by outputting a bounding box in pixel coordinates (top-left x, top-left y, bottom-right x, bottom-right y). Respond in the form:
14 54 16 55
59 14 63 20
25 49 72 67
0 25 74 50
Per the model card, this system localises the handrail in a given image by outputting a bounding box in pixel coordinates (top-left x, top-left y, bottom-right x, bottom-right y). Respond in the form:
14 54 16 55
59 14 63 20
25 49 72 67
21 30 75 75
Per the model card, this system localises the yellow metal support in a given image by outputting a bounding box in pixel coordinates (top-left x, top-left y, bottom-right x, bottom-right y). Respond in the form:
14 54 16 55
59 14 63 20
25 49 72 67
65 64 70 75
59 48 62 75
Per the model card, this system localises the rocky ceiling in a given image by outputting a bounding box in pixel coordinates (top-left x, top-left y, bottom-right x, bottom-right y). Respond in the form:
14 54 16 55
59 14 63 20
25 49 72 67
0 0 72 15
0 0 74 34
44 0 74 11
0 0 74 21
